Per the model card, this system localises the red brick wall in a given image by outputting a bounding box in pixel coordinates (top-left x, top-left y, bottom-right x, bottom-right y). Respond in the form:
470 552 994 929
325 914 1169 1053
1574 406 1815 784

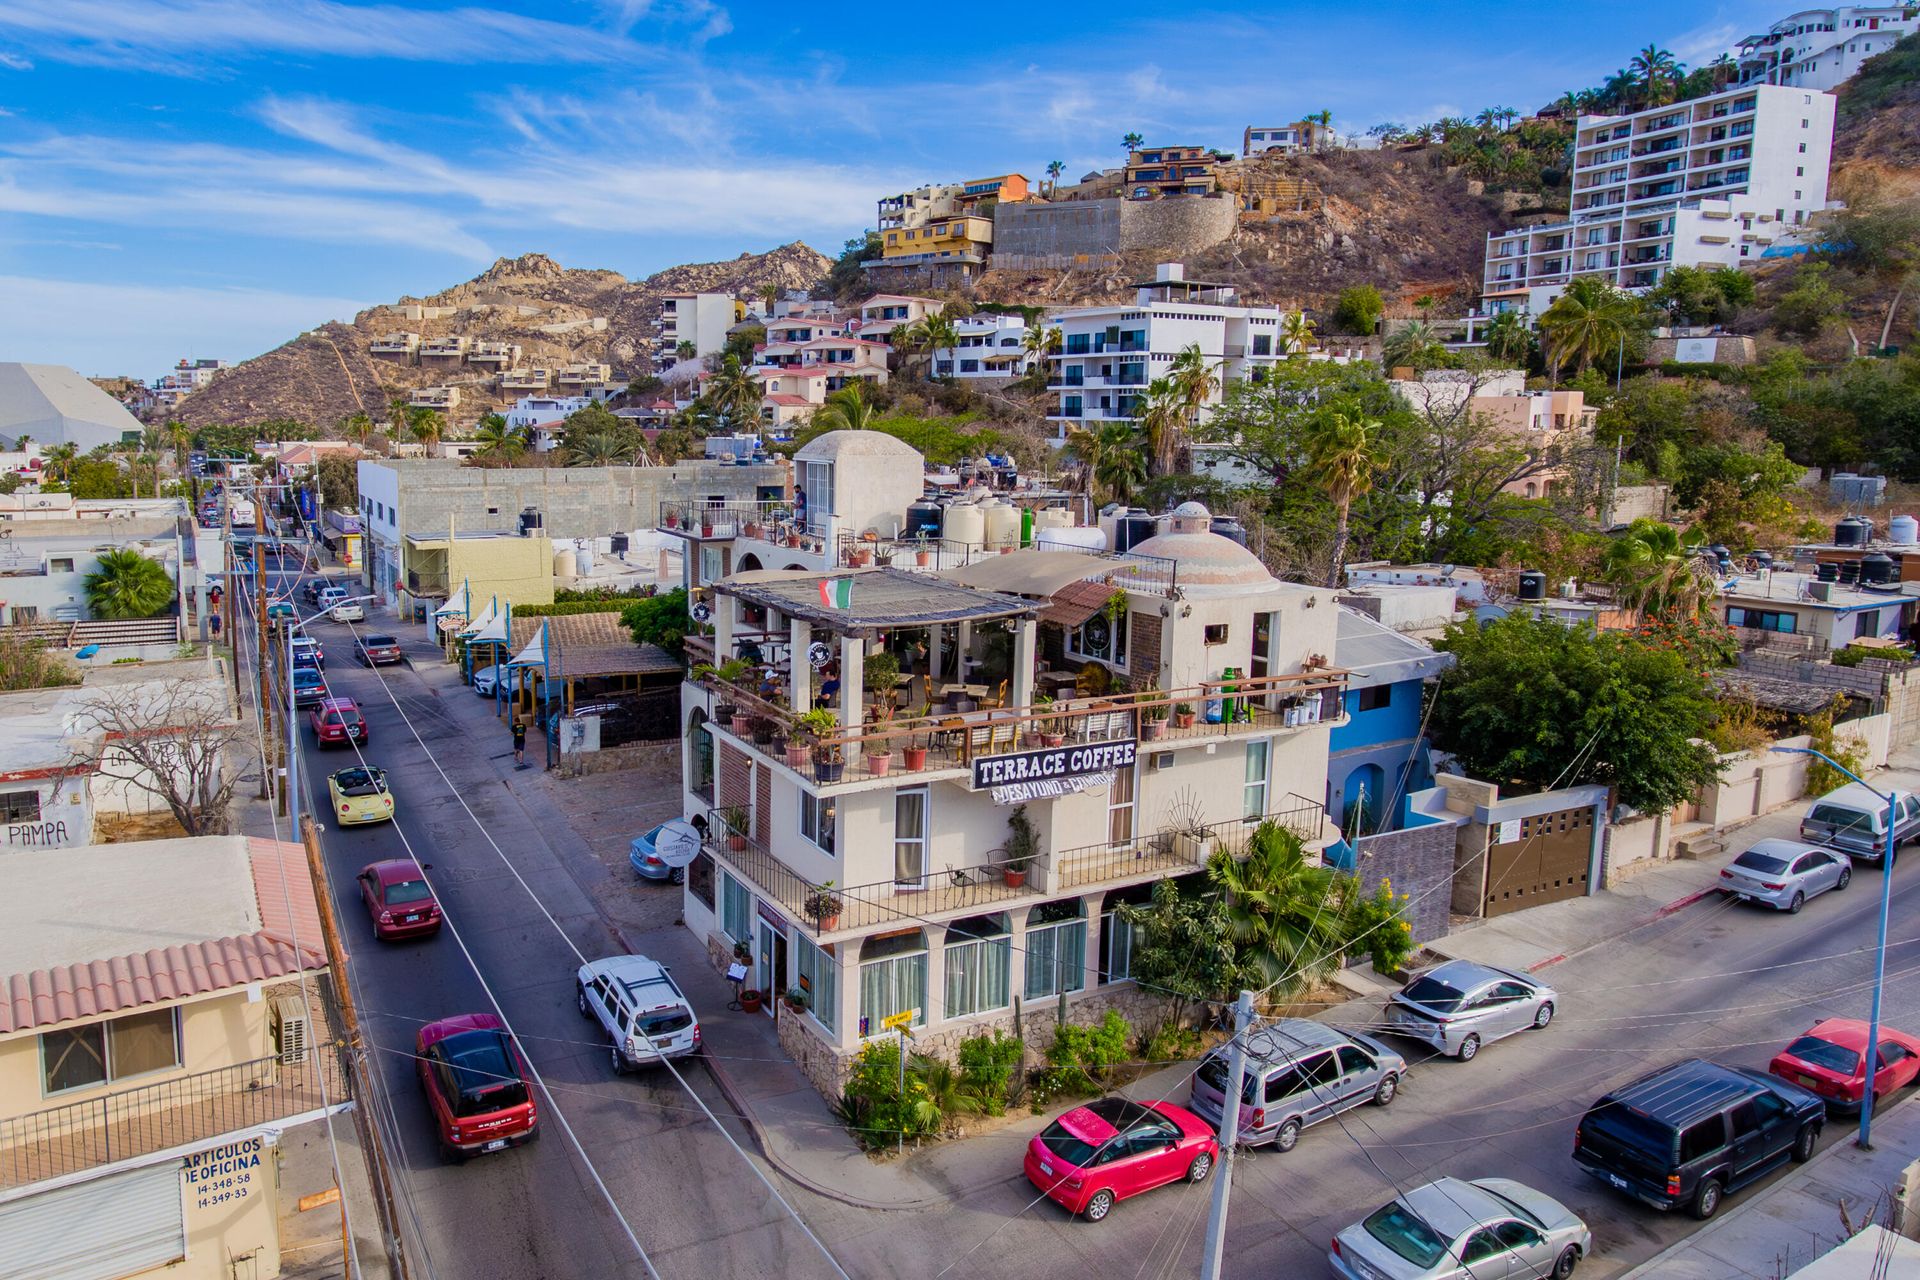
718 742 751 820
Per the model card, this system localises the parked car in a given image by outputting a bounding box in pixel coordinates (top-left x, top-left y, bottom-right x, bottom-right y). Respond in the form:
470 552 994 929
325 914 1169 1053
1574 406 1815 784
290 666 326 707
1719 838 1851 912
1574 1058 1824 1219
628 822 689 883
574 955 701 1073
357 858 441 939
328 766 394 826
356 633 404 666
290 635 325 670
317 586 348 611
1381 959 1557 1062
1769 1018 1920 1112
330 600 365 622
471 665 502 696
310 697 368 747
265 599 296 625
1799 782 1920 863
1330 1177 1591 1280
416 1013 536 1159
1188 1019 1405 1152
1023 1096 1217 1223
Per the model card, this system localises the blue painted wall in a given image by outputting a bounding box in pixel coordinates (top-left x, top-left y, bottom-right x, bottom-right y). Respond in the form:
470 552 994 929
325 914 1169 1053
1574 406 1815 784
1327 679 1433 834
1332 682 1423 752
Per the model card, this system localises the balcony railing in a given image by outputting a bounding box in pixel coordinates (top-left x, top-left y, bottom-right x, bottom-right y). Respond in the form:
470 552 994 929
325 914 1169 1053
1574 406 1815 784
0 1047 351 1188
658 499 802 541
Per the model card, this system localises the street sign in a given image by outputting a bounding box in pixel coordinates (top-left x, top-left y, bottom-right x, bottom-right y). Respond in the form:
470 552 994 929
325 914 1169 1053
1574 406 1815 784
880 1009 917 1032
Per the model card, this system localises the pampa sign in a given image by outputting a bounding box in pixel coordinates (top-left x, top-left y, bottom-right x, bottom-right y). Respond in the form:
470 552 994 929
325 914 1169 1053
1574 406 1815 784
972 739 1137 803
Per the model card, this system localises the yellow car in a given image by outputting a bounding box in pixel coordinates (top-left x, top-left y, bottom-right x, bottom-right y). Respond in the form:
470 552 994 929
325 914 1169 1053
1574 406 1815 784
327 767 394 826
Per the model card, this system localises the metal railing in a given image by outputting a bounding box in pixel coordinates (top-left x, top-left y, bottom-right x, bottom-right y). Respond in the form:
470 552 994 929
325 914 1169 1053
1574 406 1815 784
0 1047 351 1188
657 499 807 541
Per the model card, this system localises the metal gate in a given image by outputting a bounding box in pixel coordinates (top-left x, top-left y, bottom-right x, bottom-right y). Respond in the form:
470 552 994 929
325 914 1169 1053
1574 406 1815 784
0 1162 184 1280
1483 807 1595 917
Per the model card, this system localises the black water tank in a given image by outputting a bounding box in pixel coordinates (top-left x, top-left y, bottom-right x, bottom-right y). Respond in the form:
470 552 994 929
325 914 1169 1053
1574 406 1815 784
519 506 544 537
1518 570 1548 601
1840 560 1862 585
1817 562 1840 582
905 499 943 539
1836 516 1873 546
1116 509 1158 554
1862 552 1896 585
610 532 630 556
1751 550 1774 568
1708 544 1731 563
1211 515 1248 548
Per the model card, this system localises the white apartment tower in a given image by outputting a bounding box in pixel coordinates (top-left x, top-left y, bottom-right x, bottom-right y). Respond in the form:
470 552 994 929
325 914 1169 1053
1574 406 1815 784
654 293 737 363
1482 84 1835 312
1737 7 1918 91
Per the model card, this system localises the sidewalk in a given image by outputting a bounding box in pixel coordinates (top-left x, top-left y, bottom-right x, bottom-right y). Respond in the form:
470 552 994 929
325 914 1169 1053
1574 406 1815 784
1621 1095 1920 1278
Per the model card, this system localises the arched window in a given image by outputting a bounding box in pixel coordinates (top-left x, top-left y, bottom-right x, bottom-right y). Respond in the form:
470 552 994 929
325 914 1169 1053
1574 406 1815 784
687 708 714 801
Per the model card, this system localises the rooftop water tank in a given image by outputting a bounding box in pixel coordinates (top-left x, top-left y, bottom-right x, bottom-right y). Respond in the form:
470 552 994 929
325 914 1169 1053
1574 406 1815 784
906 500 943 540
1839 560 1862 585
519 506 543 537
982 499 1019 551
1032 507 1072 534
610 532 630 556
1517 570 1548 601
1836 515 1873 547
576 546 595 577
943 501 985 549
1036 525 1108 553
1210 515 1248 548
1751 550 1773 568
1892 515 1919 546
1862 552 1895 585
1817 562 1840 582
553 548 579 579
1115 509 1158 555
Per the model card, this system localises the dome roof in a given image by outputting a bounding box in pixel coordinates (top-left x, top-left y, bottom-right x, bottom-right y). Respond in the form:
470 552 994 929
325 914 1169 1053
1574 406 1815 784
1127 529 1277 591
1171 500 1212 519
794 430 923 464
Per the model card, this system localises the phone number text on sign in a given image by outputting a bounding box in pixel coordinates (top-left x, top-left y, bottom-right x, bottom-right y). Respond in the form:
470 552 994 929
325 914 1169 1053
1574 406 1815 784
183 1135 265 1211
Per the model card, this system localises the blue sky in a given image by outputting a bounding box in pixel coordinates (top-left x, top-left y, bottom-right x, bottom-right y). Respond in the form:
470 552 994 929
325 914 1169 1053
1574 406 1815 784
0 0 1785 377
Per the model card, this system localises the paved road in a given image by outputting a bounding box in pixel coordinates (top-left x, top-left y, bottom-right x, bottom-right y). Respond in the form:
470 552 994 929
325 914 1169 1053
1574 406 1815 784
245 565 848 1280
246 560 1920 1280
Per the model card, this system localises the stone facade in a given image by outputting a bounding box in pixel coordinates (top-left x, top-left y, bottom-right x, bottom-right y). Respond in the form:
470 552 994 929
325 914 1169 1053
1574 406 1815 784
991 197 1238 263
1349 821 1454 945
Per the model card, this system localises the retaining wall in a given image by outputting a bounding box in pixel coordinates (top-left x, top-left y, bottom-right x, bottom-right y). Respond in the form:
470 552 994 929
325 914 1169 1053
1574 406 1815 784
991 196 1238 262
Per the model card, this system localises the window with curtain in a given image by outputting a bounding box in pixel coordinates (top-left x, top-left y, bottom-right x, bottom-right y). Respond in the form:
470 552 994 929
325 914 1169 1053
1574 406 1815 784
801 793 836 854
41 1007 181 1094
1108 765 1136 847
1100 910 1140 984
943 916 1010 1019
894 788 928 888
795 935 837 1029
858 940 927 1038
720 871 751 944
1024 901 1087 1000
1243 740 1270 819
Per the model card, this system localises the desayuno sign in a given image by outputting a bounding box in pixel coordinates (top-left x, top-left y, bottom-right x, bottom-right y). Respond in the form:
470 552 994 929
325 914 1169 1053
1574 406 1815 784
973 739 1138 804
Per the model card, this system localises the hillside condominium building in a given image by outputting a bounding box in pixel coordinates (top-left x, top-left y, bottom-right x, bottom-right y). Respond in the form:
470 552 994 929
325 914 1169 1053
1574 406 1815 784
1737 6 1918 92
1482 83 1835 313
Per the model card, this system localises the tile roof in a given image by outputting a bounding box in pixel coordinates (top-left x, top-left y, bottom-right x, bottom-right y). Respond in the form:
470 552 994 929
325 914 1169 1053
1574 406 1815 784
1038 576 1121 628
506 612 682 680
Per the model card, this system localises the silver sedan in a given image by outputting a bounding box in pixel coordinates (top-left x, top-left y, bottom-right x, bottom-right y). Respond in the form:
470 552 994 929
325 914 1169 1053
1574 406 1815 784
1381 960 1556 1062
1330 1177 1590 1280
1719 837 1850 913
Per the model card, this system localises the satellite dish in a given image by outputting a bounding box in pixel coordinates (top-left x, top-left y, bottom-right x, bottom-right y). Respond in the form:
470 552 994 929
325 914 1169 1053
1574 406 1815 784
654 819 703 869
807 640 833 669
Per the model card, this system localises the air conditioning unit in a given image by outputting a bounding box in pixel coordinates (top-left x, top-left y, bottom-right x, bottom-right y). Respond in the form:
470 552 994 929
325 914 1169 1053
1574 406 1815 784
272 994 310 1065
1150 751 1175 771
1808 581 1833 602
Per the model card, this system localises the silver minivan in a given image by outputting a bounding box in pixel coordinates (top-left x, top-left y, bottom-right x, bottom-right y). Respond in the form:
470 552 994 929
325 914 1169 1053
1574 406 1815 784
1188 1019 1405 1152
1800 782 1920 863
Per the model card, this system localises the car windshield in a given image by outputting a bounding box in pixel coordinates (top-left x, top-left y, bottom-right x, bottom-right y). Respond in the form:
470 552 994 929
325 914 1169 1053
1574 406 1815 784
384 878 433 905
441 1031 528 1116
1784 1035 1860 1075
1583 1101 1671 1158
335 770 385 797
295 670 322 686
636 1010 694 1037
363 635 398 648
1037 1119 1104 1168
1733 850 1791 875
1808 804 1878 834
1362 1201 1448 1268
1401 974 1471 1012
326 709 362 726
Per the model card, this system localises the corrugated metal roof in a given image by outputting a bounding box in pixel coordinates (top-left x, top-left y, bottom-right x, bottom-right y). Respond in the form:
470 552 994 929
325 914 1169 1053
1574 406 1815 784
1334 606 1453 690
505 612 681 680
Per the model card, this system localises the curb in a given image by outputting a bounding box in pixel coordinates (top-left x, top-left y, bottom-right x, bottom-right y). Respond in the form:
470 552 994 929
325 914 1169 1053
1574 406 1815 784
1525 954 1566 972
1651 886 1717 920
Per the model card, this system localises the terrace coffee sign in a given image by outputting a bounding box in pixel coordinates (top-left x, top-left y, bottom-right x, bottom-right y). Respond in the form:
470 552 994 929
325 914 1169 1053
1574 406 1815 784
973 739 1138 805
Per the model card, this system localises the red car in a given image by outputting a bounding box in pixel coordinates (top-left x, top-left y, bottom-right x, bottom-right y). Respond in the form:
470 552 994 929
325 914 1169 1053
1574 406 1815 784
1023 1096 1217 1223
357 859 442 940
310 697 368 747
1770 1018 1920 1111
416 1013 538 1159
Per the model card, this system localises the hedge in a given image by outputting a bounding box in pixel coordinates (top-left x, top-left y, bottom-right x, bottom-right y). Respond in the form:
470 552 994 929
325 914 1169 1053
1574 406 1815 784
510 601 630 618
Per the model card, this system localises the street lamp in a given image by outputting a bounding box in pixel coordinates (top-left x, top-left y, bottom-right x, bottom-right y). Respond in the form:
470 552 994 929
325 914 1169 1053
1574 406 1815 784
1769 745 1896 1149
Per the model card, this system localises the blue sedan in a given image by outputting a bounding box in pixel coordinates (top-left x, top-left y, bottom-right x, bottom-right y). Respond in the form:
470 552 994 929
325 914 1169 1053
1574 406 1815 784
629 823 686 883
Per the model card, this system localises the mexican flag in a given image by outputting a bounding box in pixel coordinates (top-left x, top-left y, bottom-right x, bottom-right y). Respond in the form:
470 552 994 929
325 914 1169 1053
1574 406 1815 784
819 578 854 609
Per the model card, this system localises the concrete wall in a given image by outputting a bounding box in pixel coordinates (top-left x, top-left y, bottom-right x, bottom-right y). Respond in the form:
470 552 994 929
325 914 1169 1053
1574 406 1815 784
1349 820 1455 946
991 196 1238 262
1607 483 1672 525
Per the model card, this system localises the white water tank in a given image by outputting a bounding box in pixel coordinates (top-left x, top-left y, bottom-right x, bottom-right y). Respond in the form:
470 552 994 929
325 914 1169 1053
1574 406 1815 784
1037 525 1108 552
982 499 1019 551
1892 515 1919 545
553 548 579 579
576 545 595 577
943 501 985 549
1032 507 1072 535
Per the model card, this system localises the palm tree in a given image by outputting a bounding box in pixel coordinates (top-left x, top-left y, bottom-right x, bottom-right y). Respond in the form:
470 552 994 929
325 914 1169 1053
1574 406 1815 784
1134 379 1187 478
1021 324 1061 377
1205 823 1349 989
705 354 763 430
1122 131 1144 153
85 548 175 619
675 340 697 363
42 443 77 486
1539 277 1643 382
562 430 628 467
1474 107 1500 132
1045 160 1065 196
1279 311 1316 356
758 283 780 315
919 313 959 377
407 409 444 452
1706 53 1738 91
385 392 410 442
1381 320 1445 372
473 414 528 461
1630 43 1680 106
338 413 375 448
1166 343 1221 459
811 384 878 433
1603 519 1705 617
1483 311 1534 364
166 420 192 468
1305 410 1384 588
1063 420 1147 503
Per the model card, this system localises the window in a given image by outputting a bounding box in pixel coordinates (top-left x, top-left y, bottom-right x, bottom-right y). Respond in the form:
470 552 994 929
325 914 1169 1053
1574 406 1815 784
1108 763 1136 846
800 460 834 519
1070 608 1128 668
0 790 41 823
687 710 713 800
1099 905 1139 983
1251 335 1272 356
1243 741 1269 820
720 871 752 944
1356 684 1392 713
687 851 715 909
795 934 837 1028
1726 606 1796 633
1857 609 1884 640
1262 1065 1305 1103
1799 142 1808 153
1024 901 1087 999
1679 1117 1723 1162
41 1008 181 1094
48 557 74 574
894 788 927 888
943 916 1011 1018
1337 1045 1374 1074
858 932 927 1036
1202 623 1228 646
801 793 836 854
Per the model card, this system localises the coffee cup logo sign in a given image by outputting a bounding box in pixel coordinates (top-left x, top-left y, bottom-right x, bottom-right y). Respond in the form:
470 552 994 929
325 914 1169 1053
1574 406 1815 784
972 739 1138 804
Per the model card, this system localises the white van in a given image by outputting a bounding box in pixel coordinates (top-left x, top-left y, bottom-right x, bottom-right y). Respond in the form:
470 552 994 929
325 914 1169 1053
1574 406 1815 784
1799 782 1920 863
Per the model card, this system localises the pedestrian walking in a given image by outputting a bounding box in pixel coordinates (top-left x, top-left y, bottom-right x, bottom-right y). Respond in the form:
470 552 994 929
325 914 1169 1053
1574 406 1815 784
511 717 527 768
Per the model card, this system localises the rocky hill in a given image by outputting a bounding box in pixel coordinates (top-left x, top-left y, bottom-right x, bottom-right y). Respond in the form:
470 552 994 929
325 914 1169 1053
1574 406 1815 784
176 243 830 428
1833 31 1920 198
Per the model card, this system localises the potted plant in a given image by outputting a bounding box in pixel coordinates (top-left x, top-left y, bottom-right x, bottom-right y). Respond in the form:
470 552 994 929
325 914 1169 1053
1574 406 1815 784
664 509 680 530
784 732 811 768
1174 702 1196 730
743 519 762 539
732 938 752 964
740 988 763 1013
804 882 844 932
849 546 873 567
875 548 894 568
902 704 930 772
1142 704 1169 741
915 546 933 568
1034 694 1066 748
718 806 749 850
784 986 809 1013
1168 787 1213 862
1002 804 1037 888
812 741 845 784
787 530 803 549
751 717 776 746
863 651 901 706
864 704 895 776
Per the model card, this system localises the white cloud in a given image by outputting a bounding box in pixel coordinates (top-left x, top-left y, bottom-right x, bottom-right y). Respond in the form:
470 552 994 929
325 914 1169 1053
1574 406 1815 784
0 51 31 70
0 274 370 375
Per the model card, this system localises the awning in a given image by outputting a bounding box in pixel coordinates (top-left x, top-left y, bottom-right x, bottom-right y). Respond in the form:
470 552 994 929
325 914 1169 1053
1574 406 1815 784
508 621 547 668
1037 576 1120 628
434 580 470 617
469 605 510 644
940 548 1116 597
460 601 499 639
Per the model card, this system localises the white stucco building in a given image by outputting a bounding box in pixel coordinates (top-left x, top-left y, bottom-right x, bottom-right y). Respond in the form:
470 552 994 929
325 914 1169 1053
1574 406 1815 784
1736 6 1918 91
1482 84 1836 312
932 313 1033 382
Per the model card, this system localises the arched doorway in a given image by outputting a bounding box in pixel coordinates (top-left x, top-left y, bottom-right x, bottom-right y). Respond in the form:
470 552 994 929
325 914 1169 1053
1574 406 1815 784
687 707 713 802
1342 763 1387 836
737 552 764 572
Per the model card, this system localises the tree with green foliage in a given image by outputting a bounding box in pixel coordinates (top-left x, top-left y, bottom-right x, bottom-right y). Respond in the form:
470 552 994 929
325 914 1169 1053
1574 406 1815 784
338 413 375 448
406 408 444 451
41 443 77 486
1121 131 1144 152
810 383 877 433
1539 276 1647 381
68 457 132 499
85 548 175 619
472 413 528 461
1646 265 1755 326
1063 420 1148 503
620 587 689 659
1772 260 1848 337
1206 823 1360 989
1602 518 1705 617
1332 284 1385 336
1430 612 1723 813
1381 320 1446 372
818 232 882 303
1135 378 1189 477
558 402 638 466
721 324 765 368
704 355 763 431
1116 876 1242 1029
1482 311 1534 364
1305 410 1385 587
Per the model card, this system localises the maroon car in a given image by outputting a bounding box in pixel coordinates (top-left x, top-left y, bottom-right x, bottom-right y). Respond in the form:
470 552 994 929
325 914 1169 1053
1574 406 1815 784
416 1013 537 1159
357 859 442 940
310 697 368 747
356 633 404 667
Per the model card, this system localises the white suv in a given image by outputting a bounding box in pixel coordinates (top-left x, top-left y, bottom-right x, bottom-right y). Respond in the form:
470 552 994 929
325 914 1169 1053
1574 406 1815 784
575 955 701 1073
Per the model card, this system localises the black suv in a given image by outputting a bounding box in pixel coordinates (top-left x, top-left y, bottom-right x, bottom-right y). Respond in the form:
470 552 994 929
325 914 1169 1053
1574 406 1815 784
1574 1058 1824 1220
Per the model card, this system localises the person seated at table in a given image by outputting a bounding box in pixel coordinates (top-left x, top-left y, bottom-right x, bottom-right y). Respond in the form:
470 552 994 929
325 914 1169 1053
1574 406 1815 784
757 670 784 700
815 665 841 708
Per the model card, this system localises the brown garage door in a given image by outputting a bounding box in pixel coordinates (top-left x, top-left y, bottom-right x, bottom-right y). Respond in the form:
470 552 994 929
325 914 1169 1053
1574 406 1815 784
1483 807 1594 917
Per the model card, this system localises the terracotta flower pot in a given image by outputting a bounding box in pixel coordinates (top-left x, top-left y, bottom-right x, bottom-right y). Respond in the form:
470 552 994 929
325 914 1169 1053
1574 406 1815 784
865 751 892 777
727 833 747 851
785 744 810 768
916 550 932 567
903 746 928 771
787 535 802 548
731 715 752 735
1042 732 1065 748
1175 712 1195 729
740 990 763 1013
1002 867 1027 888
1143 719 1167 741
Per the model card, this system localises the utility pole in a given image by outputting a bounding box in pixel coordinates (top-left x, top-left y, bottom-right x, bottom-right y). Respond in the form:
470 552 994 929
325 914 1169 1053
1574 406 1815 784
299 815 407 1279
1199 990 1255 1280
254 496 276 806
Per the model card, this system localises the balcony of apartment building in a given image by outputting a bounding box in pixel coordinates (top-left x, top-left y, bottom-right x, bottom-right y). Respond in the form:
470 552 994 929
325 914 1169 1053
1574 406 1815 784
466 343 518 366
1623 245 1672 266
0 1046 349 1189
1058 332 1150 357
1702 97 1757 121
1690 167 1751 193
1631 137 1684 158
369 333 420 356
419 337 469 359
1047 362 1150 391
499 368 551 391
1638 111 1690 135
